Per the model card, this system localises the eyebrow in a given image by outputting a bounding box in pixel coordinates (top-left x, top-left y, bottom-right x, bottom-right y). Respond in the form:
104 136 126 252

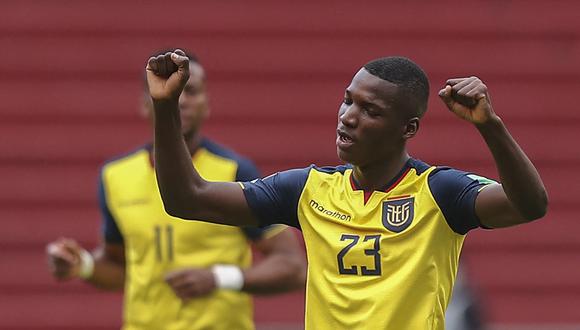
345 89 383 109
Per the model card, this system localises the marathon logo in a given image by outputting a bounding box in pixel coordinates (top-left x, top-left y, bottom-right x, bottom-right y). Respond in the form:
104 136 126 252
309 200 351 222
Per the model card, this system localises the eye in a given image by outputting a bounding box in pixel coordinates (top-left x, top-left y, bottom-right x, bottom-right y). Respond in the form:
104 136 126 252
343 97 353 105
364 108 380 117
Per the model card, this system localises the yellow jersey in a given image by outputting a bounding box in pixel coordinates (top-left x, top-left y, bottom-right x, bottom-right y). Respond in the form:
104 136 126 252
100 139 268 330
241 158 495 329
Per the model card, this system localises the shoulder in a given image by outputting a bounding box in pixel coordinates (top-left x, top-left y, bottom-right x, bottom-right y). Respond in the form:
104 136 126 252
264 163 350 186
301 164 352 188
311 164 352 175
102 144 151 172
201 138 251 165
427 164 487 199
427 165 496 188
200 138 260 180
100 144 151 188
426 164 497 234
407 158 431 176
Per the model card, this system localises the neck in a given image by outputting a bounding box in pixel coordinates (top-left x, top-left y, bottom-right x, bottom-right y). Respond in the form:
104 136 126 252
352 152 410 191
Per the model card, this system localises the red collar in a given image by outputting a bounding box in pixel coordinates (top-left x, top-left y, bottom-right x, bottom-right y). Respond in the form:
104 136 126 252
349 162 412 204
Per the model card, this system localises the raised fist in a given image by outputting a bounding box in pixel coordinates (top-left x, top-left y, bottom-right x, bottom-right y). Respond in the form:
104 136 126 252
438 76 498 125
146 49 190 104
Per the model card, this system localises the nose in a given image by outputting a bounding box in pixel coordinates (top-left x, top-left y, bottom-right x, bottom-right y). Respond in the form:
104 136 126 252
339 104 358 128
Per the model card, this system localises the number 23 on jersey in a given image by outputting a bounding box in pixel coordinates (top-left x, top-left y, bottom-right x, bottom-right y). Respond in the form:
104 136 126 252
337 234 382 276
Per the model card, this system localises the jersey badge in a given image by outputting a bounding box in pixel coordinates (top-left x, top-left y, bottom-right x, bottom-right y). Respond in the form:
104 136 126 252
382 197 414 233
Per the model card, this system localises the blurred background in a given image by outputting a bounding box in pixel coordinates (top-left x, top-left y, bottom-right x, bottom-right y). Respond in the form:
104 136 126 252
1 0 579 329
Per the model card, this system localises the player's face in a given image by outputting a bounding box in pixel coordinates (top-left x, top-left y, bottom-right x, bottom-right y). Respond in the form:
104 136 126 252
336 68 409 166
178 63 210 137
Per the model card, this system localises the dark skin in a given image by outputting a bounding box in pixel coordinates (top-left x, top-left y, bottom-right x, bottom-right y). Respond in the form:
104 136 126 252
165 232 306 298
149 50 547 231
47 229 304 299
337 69 418 191
46 239 125 290
46 59 307 300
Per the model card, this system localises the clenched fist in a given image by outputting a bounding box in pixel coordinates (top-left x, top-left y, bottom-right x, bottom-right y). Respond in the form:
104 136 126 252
165 268 217 301
146 49 190 104
46 238 85 280
438 76 498 125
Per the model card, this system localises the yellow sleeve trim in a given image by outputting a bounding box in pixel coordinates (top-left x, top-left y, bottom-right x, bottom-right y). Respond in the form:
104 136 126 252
262 224 289 239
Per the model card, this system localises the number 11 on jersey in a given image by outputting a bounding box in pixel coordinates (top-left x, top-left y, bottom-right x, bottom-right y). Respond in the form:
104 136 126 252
154 225 174 262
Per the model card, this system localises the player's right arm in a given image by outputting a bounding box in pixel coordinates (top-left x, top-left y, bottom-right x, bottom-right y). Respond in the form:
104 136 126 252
46 239 125 291
148 50 258 227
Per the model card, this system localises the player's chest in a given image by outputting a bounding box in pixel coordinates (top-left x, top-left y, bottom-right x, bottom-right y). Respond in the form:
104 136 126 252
298 180 440 235
107 174 238 246
298 183 446 272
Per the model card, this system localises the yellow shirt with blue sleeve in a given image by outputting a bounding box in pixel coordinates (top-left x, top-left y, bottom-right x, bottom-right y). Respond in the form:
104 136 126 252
240 158 496 330
100 139 269 330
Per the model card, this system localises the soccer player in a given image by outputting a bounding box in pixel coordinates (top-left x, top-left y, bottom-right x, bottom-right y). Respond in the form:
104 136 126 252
46 51 307 330
147 50 548 329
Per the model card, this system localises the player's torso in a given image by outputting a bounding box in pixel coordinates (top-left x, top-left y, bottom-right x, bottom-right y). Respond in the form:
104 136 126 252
102 146 254 330
298 166 464 330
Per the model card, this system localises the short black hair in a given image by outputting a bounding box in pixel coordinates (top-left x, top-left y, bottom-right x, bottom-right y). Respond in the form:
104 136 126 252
363 57 429 118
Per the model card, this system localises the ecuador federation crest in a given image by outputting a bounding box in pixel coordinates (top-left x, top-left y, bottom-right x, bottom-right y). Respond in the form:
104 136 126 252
382 197 414 233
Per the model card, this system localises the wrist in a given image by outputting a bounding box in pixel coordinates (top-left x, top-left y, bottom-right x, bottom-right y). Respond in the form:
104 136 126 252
475 114 503 131
152 98 180 113
78 249 95 280
211 264 244 291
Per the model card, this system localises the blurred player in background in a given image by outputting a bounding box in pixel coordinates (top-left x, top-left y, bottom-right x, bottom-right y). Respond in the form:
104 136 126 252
46 50 307 330
147 50 547 329
445 266 485 330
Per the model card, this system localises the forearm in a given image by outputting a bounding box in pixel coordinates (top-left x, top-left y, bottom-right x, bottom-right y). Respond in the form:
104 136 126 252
477 116 548 219
242 253 306 295
153 101 206 217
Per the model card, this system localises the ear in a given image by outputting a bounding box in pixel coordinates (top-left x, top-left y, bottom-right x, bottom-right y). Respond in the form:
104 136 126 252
403 117 420 139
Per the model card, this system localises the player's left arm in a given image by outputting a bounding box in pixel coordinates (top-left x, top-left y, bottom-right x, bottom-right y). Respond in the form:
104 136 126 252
233 160 307 293
439 77 548 228
164 227 305 301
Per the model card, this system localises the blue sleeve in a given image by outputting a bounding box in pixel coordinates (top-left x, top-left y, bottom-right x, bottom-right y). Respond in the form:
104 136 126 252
235 157 261 182
235 158 265 238
98 171 124 244
428 167 497 235
240 167 311 229
241 226 266 240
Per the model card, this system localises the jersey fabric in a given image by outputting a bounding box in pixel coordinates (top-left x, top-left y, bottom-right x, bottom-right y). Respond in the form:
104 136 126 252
241 158 496 330
100 138 266 330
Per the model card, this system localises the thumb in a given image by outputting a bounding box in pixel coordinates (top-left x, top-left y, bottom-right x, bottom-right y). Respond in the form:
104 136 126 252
438 85 454 110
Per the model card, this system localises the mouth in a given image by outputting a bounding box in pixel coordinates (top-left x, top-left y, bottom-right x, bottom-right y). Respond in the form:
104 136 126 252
336 128 355 149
